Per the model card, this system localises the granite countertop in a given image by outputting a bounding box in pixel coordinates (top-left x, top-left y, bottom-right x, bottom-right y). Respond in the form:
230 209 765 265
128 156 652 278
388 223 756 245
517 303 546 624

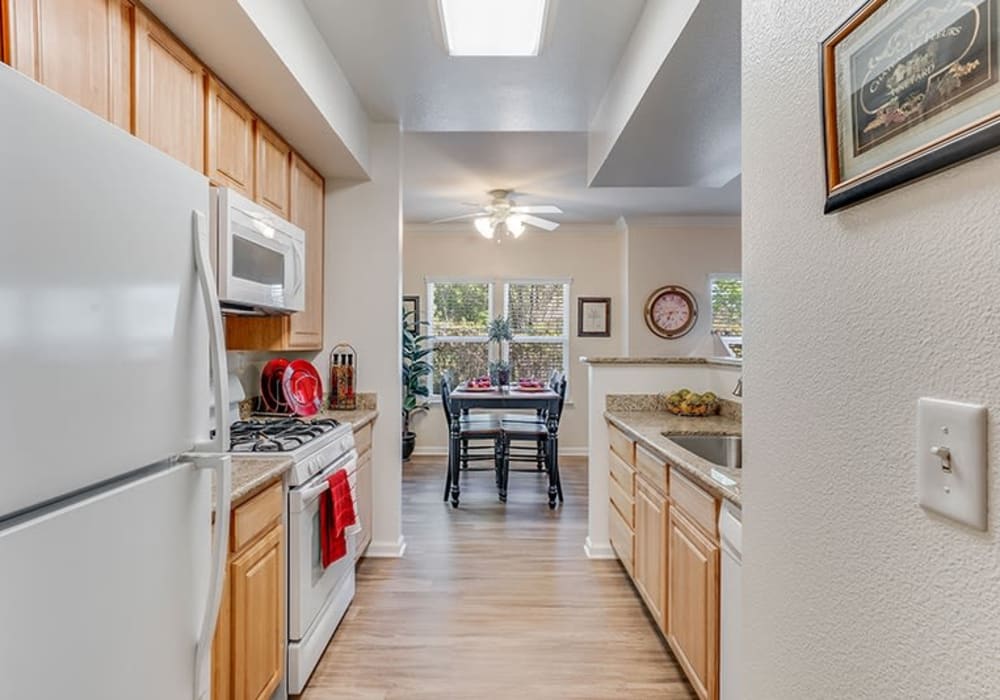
316 407 378 431
226 456 294 508
582 356 741 367
605 409 742 505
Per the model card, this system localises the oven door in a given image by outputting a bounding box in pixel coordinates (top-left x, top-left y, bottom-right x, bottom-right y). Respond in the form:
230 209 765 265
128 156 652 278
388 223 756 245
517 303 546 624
288 449 358 641
215 187 305 313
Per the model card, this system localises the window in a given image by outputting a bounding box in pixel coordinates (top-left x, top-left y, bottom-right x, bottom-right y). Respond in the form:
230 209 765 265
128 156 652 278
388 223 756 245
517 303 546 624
427 280 492 393
504 280 569 381
710 274 743 358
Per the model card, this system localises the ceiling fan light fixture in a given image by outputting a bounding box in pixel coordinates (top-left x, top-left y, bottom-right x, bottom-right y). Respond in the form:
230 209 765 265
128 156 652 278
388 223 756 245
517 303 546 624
474 216 496 239
506 215 526 238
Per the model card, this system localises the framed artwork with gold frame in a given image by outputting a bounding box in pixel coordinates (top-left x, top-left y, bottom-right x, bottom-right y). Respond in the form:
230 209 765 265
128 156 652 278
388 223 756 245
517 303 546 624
821 0 1000 213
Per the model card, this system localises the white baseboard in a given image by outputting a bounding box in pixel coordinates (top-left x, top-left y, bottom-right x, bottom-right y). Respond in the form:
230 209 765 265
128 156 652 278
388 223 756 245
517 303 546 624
412 446 588 457
584 537 615 559
364 536 407 558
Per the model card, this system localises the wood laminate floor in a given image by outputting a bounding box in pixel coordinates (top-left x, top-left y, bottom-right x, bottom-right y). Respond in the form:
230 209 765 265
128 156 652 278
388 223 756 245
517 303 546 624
300 456 696 699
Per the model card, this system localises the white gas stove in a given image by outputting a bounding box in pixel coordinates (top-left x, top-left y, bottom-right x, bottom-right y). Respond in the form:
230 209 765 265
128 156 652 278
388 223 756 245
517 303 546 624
228 415 358 694
229 417 355 486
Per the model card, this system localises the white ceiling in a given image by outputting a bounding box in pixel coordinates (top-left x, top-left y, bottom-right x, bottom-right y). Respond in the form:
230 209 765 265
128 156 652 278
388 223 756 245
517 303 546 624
402 132 740 223
302 0 646 131
304 0 742 224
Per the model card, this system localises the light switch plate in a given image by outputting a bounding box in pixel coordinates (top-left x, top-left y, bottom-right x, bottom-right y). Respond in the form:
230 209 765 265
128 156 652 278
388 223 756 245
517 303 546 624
917 398 988 530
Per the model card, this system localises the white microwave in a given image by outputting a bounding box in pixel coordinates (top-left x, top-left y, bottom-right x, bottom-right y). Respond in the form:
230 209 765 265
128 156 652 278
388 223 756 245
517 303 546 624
211 187 306 314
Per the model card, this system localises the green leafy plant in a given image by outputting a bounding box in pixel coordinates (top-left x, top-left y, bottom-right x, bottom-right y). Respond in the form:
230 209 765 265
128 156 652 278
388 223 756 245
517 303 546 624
402 309 433 436
487 315 513 343
486 316 513 385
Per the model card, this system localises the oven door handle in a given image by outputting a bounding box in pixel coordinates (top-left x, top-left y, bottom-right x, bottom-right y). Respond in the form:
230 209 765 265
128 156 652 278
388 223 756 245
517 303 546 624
295 453 358 508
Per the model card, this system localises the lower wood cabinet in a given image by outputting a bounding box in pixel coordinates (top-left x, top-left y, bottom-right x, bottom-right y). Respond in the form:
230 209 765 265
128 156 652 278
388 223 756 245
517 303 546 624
231 524 285 700
666 507 720 700
634 475 667 631
605 421 723 700
355 448 372 559
212 481 285 700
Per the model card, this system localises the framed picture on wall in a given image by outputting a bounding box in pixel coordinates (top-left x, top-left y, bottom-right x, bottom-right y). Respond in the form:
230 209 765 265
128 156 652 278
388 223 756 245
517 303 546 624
821 0 1000 213
402 295 420 333
577 297 611 337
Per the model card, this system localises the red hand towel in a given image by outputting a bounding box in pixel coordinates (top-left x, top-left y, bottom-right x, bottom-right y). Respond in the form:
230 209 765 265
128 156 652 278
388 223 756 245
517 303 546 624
318 469 356 568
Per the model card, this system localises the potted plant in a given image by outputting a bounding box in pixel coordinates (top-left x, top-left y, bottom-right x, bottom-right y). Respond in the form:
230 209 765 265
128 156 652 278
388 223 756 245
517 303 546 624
487 316 513 387
402 309 432 461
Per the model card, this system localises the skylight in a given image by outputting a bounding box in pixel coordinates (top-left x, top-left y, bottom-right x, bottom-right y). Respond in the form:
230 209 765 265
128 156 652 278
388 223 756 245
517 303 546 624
439 0 548 57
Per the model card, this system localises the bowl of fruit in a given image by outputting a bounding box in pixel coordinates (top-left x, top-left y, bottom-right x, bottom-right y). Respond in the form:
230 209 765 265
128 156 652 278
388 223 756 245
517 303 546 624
664 389 719 417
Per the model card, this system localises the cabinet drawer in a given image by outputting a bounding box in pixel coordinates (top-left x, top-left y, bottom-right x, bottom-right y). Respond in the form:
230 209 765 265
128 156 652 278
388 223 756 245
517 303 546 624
609 475 634 528
608 422 635 464
609 504 634 576
608 449 635 493
635 444 667 496
670 467 718 539
231 481 283 552
354 423 372 457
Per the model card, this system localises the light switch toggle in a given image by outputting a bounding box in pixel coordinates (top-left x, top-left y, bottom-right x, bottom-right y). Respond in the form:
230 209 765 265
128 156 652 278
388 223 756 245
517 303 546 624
917 398 988 531
930 445 952 471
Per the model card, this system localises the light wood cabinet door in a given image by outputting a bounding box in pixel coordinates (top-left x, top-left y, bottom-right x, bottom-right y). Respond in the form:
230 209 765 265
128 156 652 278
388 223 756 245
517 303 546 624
355 449 372 559
211 567 232 700
288 153 325 349
231 523 285 700
4 0 132 130
255 121 291 217
634 476 667 630
667 507 720 700
207 76 255 196
133 7 205 172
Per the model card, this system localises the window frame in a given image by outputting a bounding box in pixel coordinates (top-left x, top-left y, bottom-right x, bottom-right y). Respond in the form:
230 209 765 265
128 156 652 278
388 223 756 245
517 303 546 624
426 277 495 397
708 272 743 359
502 278 571 380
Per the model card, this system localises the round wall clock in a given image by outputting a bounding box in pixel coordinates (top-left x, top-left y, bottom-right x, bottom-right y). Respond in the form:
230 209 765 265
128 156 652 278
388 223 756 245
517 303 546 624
644 285 698 339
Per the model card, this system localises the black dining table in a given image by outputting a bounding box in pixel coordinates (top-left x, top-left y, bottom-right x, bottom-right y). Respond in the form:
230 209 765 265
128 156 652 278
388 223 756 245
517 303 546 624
447 385 562 509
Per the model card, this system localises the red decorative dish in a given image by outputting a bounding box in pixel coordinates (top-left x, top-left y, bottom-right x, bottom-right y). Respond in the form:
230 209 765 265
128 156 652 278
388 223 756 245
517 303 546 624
282 360 323 416
260 358 291 412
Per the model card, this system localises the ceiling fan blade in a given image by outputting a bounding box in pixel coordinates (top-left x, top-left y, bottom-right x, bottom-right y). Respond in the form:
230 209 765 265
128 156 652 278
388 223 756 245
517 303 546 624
510 205 563 215
429 212 484 224
521 215 560 231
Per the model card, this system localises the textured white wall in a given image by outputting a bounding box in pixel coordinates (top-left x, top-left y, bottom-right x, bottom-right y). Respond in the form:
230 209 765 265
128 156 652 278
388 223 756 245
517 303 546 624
324 124 404 557
743 2 1000 698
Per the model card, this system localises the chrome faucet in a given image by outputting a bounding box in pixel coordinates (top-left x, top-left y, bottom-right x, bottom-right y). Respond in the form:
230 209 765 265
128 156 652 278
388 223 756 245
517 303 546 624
732 376 743 398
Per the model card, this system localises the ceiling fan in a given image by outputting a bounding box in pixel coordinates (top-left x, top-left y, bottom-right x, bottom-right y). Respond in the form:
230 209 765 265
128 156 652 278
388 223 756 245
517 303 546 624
431 189 563 239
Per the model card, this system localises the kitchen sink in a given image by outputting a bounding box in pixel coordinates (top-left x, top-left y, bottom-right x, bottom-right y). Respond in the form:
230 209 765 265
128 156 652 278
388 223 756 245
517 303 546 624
662 434 742 469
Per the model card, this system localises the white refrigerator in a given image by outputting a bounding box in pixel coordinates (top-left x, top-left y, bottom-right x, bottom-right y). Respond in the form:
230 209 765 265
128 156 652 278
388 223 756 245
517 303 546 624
0 66 232 700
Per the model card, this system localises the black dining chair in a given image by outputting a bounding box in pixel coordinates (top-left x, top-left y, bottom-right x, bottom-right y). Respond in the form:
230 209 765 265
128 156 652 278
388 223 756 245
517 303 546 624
440 373 505 502
498 374 568 504
500 369 565 471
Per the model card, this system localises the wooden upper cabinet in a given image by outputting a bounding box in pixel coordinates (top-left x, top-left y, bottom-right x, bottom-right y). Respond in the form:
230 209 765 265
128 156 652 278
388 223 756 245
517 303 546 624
206 76 255 197
287 154 324 349
667 507 720 700
4 0 132 130
133 7 205 172
255 121 291 217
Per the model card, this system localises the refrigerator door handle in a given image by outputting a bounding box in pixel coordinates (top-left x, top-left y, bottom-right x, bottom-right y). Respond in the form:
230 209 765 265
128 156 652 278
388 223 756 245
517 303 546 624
191 454 231 700
193 209 229 454
190 210 232 700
